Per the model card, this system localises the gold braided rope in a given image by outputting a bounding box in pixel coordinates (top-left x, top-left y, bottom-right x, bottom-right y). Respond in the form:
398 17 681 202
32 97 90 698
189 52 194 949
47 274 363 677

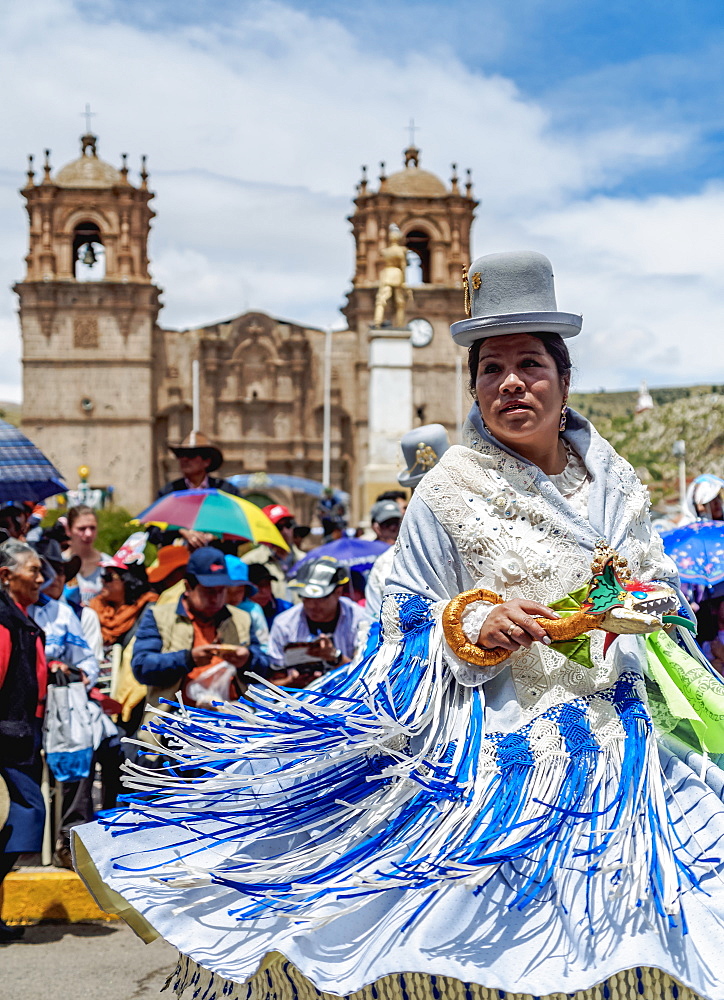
441 587 605 668
170 953 705 1000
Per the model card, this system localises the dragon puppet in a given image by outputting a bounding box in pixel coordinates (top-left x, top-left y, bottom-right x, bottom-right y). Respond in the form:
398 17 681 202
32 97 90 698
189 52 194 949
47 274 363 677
442 541 688 669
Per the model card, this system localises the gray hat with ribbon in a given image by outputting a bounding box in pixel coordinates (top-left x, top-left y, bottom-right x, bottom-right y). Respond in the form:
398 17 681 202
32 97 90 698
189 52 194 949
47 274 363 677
290 556 349 598
451 251 582 347
398 424 450 488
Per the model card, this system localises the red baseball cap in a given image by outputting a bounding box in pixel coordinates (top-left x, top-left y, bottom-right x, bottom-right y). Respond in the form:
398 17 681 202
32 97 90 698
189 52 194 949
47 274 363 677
263 504 294 525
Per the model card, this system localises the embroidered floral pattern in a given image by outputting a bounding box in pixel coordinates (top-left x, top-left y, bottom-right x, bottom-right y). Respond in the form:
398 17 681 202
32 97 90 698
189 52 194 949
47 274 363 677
416 427 673 721
498 550 527 586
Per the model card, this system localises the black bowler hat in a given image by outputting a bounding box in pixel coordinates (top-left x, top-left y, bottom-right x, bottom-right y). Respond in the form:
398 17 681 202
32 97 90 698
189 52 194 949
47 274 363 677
33 536 82 583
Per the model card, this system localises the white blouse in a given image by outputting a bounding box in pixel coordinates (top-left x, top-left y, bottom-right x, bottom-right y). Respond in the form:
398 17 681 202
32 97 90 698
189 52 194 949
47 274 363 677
459 442 592 645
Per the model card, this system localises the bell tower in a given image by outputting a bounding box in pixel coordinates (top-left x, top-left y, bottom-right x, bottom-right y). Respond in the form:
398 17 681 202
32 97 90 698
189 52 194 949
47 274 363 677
342 145 477 512
15 130 162 511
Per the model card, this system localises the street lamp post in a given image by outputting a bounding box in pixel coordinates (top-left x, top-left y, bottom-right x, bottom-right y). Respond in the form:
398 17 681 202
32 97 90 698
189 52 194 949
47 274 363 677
192 360 200 433
672 439 686 515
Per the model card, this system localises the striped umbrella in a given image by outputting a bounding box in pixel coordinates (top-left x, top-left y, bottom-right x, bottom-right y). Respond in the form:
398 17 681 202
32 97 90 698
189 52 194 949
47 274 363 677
0 420 67 502
135 489 289 550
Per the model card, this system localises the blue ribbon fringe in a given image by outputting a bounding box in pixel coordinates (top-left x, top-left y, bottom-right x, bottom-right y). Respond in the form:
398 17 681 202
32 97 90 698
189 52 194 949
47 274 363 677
103 595 714 930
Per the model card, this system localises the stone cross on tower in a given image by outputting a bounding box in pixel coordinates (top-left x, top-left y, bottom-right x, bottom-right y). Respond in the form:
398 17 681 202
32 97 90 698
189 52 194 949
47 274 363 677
80 105 97 156
81 103 96 133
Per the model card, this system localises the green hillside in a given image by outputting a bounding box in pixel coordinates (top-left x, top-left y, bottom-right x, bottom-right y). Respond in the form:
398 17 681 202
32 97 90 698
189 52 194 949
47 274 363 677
570 384 724 507
0 402 20 427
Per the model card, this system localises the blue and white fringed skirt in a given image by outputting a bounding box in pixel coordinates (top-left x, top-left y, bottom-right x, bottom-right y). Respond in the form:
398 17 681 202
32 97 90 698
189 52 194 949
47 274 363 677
73 597 724 999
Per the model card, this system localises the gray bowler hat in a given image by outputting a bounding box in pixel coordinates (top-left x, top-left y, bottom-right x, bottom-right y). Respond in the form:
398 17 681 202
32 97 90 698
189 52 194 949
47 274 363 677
398 424 450 489
451 251 582 347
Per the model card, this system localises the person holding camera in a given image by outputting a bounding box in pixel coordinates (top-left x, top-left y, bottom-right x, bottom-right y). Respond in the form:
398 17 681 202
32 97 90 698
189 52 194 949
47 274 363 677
267 556 367 687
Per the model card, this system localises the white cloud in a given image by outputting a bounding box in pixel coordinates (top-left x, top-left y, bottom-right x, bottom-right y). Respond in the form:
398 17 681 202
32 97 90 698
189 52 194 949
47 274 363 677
519 184 724 389
0 0 719 401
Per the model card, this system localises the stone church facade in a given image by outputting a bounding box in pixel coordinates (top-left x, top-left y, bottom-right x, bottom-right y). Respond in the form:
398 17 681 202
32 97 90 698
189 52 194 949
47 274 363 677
16 134 476 520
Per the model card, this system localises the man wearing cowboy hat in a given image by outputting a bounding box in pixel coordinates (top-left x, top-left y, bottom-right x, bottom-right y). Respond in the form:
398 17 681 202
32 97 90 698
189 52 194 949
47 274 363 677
156 431 241 550
365 424 450 618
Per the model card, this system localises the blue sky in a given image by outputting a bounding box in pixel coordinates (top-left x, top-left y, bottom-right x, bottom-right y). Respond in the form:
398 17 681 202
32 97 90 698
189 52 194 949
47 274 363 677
87 0 724 172
1 0 723 397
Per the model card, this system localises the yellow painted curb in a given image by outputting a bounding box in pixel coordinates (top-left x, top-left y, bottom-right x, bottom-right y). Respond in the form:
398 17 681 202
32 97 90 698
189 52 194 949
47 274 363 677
0 867 118 925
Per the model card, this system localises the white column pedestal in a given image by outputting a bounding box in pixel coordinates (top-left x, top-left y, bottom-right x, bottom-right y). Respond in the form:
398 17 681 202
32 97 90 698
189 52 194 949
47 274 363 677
361 327 412 514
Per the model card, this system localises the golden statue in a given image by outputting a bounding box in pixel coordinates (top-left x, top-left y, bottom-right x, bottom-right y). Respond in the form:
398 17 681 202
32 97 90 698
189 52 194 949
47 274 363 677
373 225 412 328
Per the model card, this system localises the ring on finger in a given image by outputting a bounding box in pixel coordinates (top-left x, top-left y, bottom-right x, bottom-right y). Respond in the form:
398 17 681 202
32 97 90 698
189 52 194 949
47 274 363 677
506 624 521 638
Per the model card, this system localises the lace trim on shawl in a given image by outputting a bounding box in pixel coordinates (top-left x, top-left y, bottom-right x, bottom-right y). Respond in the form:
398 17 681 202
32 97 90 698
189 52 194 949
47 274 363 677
415 442 618 717
412 414 679 717
461 414 672 584
549 440 590 516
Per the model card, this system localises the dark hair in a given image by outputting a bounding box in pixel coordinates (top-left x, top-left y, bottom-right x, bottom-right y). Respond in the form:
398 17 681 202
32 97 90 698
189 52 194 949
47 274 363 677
248 563 274 586
44 519 70 544
0 509 24 536
67 505 97 530
376 490 407 502
117 564 150 604
185 572 199 590
467 333 572 395
696 597 724 644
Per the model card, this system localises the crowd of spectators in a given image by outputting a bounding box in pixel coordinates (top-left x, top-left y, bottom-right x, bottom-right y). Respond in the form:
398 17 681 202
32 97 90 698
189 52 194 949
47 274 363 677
0 425 468 947
0 431 413 940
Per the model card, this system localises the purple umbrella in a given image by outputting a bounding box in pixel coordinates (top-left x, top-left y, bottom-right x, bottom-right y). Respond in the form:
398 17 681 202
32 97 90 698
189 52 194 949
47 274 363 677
292 537 388 576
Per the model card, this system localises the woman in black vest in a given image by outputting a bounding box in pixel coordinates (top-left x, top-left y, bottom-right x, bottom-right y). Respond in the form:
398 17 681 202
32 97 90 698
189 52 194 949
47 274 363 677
0 539 46 942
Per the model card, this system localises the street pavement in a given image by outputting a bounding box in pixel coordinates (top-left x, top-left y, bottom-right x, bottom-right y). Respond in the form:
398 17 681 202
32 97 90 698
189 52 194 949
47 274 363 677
2 920 178 999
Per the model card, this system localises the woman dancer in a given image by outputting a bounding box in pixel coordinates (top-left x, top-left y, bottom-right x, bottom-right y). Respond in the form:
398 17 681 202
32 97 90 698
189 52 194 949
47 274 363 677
75 252 724 1000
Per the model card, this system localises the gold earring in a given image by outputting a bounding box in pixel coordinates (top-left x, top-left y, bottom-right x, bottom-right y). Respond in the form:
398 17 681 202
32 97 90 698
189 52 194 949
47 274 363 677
559 403 568 433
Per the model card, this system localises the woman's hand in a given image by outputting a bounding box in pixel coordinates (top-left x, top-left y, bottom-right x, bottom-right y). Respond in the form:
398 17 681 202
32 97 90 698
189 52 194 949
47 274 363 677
476 599 560 653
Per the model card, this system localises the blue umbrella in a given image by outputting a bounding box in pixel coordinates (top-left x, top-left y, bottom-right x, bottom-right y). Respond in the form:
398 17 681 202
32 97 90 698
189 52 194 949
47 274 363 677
0 420 68 502
661 520 724 591
228 472 348 506
292 537 388 576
